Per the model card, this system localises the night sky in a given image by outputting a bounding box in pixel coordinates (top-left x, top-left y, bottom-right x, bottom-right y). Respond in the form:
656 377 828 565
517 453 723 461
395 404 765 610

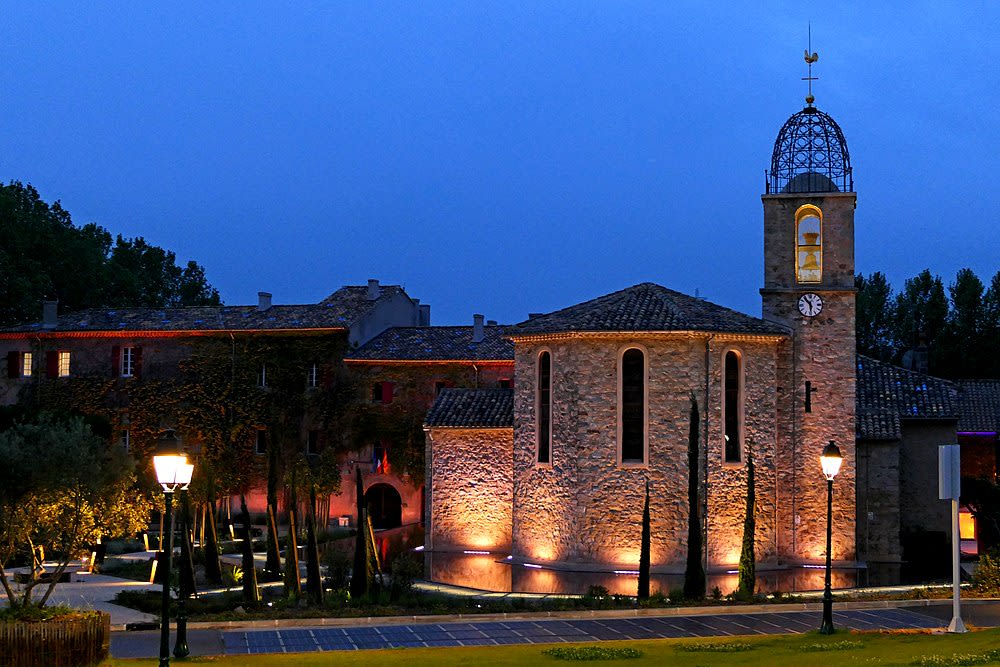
3 3 997 324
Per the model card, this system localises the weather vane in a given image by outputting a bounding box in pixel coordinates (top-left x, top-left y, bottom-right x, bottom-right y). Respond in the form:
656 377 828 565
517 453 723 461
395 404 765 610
803 23 819 106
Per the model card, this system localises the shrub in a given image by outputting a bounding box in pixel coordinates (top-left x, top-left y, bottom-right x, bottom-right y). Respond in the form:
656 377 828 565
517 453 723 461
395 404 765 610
678 641 753 653
711 586 723 600
323 549 351 592
542 646 642 661
972 548 1000 594
388 553 421 600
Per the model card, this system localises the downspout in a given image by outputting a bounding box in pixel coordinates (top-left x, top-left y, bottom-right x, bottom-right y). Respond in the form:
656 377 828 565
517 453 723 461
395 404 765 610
472 363 480 389
703 334 714 573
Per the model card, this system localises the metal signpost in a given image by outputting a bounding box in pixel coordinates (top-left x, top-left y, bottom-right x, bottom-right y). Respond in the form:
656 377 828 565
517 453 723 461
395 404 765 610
938 444 966 634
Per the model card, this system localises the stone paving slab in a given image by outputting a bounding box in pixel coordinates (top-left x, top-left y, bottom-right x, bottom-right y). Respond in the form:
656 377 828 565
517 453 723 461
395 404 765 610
219 607 943 654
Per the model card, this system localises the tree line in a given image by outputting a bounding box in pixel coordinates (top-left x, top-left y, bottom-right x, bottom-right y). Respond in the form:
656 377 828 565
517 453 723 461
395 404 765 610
856 268 1000 379
0 181 219 328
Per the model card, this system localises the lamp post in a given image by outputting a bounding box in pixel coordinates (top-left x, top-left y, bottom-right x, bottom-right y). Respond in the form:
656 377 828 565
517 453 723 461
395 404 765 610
819 440 843 635
153 430 194 667
173 474 195 659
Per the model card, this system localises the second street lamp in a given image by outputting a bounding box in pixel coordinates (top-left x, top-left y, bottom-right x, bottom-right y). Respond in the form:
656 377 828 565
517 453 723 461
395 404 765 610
819 440 843 635
153 430 194 667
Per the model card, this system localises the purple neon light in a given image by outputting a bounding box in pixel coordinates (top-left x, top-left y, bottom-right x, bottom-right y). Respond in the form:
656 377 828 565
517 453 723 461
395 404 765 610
958 432 998 436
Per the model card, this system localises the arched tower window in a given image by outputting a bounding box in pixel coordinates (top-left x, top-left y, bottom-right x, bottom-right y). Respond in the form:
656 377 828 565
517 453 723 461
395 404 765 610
795 204 823 283
619 348 646 464
723 350 743 464
537 351 551 464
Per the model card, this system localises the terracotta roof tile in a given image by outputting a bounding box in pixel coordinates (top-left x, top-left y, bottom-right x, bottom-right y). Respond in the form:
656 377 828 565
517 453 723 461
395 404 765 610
425 388 513 428
510 282 788 337
347 326 514 361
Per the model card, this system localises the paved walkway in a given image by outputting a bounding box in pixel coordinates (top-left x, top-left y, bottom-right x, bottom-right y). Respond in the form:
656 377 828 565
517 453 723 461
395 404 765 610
110 603 975 658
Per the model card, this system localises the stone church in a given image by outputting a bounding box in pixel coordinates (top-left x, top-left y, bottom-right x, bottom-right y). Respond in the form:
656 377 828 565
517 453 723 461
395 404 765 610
422 94 968 587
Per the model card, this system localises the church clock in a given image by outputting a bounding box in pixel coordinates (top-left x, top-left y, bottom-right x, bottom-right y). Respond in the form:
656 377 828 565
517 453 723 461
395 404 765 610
797 293 823 317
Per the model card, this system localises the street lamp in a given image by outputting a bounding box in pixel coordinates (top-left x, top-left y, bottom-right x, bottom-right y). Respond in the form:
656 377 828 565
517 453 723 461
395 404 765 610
819 440 842 635
153 430 193 667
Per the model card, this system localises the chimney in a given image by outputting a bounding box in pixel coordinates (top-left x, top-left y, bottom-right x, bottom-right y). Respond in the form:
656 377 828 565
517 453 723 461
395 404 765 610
487 319 497 326
473 314 485 343
257 291 272 311
419 304 431 326
367 279 381 301
42 300 58 329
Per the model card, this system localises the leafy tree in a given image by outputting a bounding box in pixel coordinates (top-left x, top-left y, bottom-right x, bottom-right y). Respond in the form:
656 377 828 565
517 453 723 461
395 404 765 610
737 439 756 600
637 479 650 600
940 269 986 377
0 181 219 327
855 272 895 360
683 393 705 600
980 271 1000 378
0 415 150 608
893 269 948 373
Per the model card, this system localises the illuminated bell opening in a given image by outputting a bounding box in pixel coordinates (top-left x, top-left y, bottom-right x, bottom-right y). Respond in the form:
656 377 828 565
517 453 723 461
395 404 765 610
820 441 843 480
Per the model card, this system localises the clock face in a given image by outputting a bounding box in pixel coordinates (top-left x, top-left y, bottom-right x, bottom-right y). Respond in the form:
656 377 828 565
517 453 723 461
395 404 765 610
798 293 823 317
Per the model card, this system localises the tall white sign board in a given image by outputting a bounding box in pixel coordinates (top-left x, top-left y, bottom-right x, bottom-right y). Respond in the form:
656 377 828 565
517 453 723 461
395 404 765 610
938 444 966 634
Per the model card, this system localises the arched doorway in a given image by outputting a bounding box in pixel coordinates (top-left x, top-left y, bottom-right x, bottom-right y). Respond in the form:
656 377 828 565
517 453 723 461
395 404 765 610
364 483 402 529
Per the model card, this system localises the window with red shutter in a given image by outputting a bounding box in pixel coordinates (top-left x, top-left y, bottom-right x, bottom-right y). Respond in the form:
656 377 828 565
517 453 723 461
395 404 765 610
46 351 58 379
112 346 121 377
134 347 143 379
381 381 394 404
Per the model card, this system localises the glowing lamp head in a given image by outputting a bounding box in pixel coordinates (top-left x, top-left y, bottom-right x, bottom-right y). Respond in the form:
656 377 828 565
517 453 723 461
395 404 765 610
153 429 193 492
820 441 842 481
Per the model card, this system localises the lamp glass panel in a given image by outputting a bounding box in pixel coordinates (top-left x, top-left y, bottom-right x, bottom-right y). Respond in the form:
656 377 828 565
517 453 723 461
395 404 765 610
821 453 842 480
154 454 187 488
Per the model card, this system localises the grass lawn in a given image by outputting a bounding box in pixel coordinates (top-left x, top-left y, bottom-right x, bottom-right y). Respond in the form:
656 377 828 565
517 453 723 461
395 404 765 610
103 627 1000 666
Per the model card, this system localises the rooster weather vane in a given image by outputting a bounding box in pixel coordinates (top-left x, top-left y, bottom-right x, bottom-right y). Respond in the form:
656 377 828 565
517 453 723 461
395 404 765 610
803 25 819 106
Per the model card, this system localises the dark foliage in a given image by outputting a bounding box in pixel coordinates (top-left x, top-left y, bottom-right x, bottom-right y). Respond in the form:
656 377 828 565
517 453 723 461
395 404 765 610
683 393 706 599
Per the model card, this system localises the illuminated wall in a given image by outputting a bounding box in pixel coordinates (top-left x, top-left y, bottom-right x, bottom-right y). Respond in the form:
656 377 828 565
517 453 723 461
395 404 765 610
426 427 514 551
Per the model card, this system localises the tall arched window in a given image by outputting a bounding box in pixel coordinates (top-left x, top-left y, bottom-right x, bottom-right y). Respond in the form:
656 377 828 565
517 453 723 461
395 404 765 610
723 350 743 463
795 204 823 283
620 348 646 464
537 351 551 464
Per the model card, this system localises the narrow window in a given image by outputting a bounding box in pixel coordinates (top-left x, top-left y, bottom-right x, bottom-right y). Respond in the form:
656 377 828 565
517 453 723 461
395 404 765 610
307 363 319 388
620 348 645 463
255 430 267 455
435 381 448 396
372 381 393 404
121 347 135 377
724 351 743 463
498 378 511 389
21 352 32 378
306 430 321 456
257 364 267 387
57 351 71 378
121 430 131 452
795 204 823 283
537 351 551 464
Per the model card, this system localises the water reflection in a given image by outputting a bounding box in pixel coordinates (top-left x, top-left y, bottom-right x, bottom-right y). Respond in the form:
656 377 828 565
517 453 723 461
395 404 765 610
338 526 875 595
426 551 863 596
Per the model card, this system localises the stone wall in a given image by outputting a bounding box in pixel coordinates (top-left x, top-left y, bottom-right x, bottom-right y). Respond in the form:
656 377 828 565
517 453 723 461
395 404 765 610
856 439 901 564
511 333 781 570
426 427 514 551
899 421 956 537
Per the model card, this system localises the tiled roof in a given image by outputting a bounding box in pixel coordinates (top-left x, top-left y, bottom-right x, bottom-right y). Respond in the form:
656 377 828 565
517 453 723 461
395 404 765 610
956 380 1000 433
856 355 957 440
1 285 408 334
509 283 788 337
319 285 410 324
346 326 514 361
0 304 353 333
425 388 514 428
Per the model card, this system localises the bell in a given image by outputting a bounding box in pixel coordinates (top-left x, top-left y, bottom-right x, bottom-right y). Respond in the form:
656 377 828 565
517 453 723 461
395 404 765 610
801 251 820 271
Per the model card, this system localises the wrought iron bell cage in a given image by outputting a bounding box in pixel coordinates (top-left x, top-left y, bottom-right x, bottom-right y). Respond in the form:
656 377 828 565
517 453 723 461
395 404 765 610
767 106 853 194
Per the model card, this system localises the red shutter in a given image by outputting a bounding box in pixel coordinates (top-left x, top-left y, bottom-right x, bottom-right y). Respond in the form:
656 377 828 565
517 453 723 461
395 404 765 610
46 351 58 379
6 351 18 379
134 347 143 379
112 346 120 377
381 381 394 404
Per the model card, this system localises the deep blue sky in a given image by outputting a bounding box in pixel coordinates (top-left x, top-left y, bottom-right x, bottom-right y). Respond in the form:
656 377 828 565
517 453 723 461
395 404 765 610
3 3 997 325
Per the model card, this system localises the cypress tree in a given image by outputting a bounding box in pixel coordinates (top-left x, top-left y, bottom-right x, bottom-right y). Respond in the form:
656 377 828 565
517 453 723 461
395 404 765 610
683 393 706 599
637 479 651 600
350 467 369 599
737 439 756 599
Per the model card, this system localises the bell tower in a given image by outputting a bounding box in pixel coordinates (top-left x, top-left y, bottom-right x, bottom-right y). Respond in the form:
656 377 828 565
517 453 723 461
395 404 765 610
762 68 857 567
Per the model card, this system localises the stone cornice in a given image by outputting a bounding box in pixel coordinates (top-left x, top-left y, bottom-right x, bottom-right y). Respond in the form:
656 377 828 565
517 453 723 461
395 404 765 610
508 330 788 344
